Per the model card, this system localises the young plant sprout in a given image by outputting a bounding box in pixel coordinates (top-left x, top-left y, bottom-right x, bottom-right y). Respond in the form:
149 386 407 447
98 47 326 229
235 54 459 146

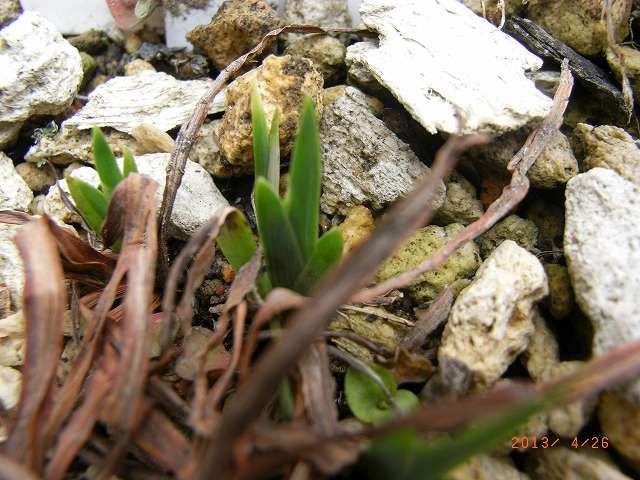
66 126 138 251
218 88 343 295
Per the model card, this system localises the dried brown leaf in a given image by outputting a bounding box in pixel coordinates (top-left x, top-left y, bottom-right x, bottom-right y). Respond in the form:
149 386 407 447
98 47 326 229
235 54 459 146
3 218 66 471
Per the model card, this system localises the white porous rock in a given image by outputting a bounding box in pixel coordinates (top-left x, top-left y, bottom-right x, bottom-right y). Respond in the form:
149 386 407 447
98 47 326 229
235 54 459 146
527 447 632 480
164 0 222 49
19 0 117 35
0 311 24 367
0 153 33 212
55 155 229 240
44 167 100 225
64 71 226 134
121 153 229 240
347 0 551 134
283 0 352 27
0 12 82 132
0 122 22 150
0 224 24 309
0 366 21 410
564 168 640 403
320 86 445 215
439 241 548 388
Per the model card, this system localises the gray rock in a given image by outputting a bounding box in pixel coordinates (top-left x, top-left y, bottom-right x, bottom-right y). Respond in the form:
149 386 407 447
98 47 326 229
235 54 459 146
285 34 347 86
544 361 595 438
599 392 640 467
26 127 142 166
189 121 222 177
29 194 45 216
573 123 640 186
164 0 221 49
468 129 578 189
283 0 352 27
448 454 529 480
0 153 33 212
129 153 229 240
0 224 24 309
320 86 445 214
63 71 225 134
439 241 548 389
478 215 539 259
48 155 229 240
0 0 20 26
0 311 24 367
0 12 82 135
347 0 551 135
527 447 631 480
376 223 481 303
433 171 484 226
565 168 640 403
523 308 559 382
14 162 56 193
0 366 21 410
0 122 22 150
345 41 387 97
527 0 632 57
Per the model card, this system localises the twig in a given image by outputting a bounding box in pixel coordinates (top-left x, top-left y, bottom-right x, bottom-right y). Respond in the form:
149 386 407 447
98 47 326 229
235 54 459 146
194 134 487 479
158 24 375 276
339 305 414 326
400 287 454 351
351 60 573 303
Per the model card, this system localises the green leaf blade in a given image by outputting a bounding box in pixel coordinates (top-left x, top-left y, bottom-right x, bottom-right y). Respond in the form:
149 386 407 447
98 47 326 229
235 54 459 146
254 178 305 289
67 177 108 233
122 148 138 177
285 96 322 261
361 396 550 480
252 87 270 182
267 109 281 190
217 211 258 272
294 228 343 294
92 126 123 196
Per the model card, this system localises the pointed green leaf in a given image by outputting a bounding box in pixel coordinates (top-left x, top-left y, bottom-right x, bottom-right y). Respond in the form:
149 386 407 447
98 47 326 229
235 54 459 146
294 228 343 294
92 126 123 196
267 109 281 191
122 148 138 177
254 178 305 288
217 210 257 272
67 176 108 233
284 96 321 261
252 87 270 181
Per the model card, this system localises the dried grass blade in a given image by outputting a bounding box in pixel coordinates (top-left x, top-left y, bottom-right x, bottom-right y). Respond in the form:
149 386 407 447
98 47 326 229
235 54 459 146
106 174 158 435
161 206 242 346
3 218 66 471
299 342 338 436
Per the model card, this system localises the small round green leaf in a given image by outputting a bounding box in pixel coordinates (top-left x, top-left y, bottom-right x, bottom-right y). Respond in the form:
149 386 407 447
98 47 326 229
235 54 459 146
345 364 398 424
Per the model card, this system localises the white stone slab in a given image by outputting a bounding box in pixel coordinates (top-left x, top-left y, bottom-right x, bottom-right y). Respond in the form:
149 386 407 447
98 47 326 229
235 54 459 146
347 0 552 135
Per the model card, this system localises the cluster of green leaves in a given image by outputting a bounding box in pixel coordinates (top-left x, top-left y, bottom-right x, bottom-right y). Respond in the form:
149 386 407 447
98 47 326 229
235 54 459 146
67 127 138 250
345 364 419 424
218 89 343 295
